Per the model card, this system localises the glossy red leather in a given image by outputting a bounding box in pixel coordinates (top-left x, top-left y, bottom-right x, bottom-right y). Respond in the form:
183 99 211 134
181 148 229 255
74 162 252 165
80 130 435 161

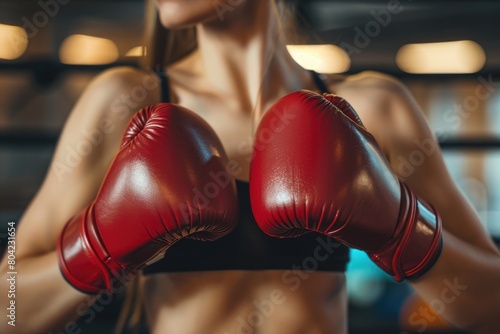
57 104 238 293
250 90 442 281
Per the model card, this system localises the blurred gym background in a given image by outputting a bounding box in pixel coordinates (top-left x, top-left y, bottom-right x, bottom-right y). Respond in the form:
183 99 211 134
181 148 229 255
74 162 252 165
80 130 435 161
1 0 499 333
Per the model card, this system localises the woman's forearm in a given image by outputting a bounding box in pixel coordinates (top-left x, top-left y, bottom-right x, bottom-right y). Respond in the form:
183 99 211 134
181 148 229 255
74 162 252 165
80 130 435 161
0 251 96 334
410 230 500 334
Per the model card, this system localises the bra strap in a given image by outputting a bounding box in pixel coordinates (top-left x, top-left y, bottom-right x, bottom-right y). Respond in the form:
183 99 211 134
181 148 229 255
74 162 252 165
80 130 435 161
310 70 330 94
157 70 171 103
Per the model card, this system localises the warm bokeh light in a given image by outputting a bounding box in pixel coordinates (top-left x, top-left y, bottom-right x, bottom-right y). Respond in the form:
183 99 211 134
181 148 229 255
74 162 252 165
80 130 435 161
0 24 28 60
396 40 486 74
125 46 146 57
59 34 119 65
286 44 351 73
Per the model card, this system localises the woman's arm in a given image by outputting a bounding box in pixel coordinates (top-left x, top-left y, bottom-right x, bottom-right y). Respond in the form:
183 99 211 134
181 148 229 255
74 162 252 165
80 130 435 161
354 73 500 333
0 66 160 333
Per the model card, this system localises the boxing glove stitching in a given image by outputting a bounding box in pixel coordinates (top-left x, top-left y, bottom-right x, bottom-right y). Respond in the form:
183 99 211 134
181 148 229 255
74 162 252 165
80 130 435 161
83 205 115 291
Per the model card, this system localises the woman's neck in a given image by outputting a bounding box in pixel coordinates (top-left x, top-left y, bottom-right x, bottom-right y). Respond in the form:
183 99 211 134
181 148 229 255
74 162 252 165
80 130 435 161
191 0 313 119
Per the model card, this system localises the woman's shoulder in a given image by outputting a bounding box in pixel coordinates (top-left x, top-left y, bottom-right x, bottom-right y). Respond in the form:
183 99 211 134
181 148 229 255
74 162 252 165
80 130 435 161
324 70 407 97
324 70 418 126
76 66 162 114
322 71 413 124
323 71 423 158
89 66 161 96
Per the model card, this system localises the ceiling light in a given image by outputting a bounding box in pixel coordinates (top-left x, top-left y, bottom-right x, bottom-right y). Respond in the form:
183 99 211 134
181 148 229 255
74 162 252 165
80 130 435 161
287 44 351 74
59 34 119 65
125 46 146 57
0 24 28 60
396 40 486 74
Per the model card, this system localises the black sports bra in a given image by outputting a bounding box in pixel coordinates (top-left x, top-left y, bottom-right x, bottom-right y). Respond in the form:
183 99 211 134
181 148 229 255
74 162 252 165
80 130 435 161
142 71 350 274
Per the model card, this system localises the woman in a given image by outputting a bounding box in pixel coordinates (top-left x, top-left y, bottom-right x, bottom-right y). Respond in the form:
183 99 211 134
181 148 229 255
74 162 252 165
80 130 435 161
1 0 499 333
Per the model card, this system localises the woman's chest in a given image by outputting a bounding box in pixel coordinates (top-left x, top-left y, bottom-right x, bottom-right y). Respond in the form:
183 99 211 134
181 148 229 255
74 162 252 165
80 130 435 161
175 95 257 179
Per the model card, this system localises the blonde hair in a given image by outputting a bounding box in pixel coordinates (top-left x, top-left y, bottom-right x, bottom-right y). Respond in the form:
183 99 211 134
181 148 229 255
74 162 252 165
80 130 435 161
141 0 308 71
115 1 308 333
142 0 197 70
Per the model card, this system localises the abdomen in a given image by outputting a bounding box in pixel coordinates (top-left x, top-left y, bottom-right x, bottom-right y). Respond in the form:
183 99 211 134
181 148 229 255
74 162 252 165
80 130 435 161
142 270 347 334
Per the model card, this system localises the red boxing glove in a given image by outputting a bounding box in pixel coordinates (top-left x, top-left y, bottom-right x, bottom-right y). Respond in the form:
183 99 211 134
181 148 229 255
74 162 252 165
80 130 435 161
57 104 238 294
250 90 442 281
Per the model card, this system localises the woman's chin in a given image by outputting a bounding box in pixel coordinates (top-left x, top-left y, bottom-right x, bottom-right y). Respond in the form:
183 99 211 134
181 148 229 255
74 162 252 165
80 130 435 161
159 16 214 29
157 4 218 29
